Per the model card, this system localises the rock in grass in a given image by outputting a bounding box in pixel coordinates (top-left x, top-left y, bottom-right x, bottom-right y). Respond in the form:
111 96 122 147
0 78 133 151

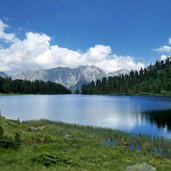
64 134 71 140
27 126 44 132
124 162 157 171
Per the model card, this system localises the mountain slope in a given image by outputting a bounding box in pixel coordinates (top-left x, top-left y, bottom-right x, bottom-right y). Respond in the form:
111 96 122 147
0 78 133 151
82 57 171 95
0 71 8 78
108 69 129 77
13 66 107 91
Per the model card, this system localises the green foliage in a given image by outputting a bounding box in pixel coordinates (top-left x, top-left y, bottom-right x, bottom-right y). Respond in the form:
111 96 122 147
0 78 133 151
82 57 171 95
0 77 71 94
31 152 78 167
13 133 22 149
1 117 171 170
0 126 21 149
0 126 3 139
43 136 54 144
141 142 152 154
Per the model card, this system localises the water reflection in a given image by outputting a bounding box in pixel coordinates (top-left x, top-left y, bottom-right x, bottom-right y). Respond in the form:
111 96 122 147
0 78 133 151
0 95 171 137
143 110 171 131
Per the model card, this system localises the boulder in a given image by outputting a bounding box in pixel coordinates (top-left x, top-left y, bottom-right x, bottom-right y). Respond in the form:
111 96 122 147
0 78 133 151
124 162 157 171
27 126 44 132
64 134 71 140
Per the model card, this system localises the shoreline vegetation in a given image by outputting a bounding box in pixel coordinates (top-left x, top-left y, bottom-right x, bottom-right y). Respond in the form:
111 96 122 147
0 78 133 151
1 92 171 96
0 92 170 98
1 117 171 170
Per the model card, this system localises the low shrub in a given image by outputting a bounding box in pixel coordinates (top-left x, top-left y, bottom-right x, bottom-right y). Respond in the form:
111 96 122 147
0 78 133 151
31 152 78 167
43 136 54 144
0 126 22 149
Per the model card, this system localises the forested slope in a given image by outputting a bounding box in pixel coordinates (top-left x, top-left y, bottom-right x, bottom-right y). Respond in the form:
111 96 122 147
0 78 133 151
82 57 171 95
0 77 71 94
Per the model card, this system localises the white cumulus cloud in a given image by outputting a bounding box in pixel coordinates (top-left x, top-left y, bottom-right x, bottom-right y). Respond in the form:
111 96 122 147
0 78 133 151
0 20 144 74
0 20 19 43
153 38 171 53
153 45 171 53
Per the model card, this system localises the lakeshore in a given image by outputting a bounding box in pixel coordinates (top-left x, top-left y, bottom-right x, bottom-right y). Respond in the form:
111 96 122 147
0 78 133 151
1 116 171 171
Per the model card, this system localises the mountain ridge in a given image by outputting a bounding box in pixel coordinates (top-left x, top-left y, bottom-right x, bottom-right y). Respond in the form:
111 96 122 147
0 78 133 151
12 65 107 91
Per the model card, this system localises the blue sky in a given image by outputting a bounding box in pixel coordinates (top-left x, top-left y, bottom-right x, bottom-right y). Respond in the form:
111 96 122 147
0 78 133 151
0 0 171 73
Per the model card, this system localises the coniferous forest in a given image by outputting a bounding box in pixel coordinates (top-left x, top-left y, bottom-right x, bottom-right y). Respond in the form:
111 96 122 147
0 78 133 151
0 77 71 94
82 57 171 95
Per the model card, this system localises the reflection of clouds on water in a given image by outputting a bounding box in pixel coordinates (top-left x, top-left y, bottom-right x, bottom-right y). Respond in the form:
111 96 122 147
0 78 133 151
103 116 137 130
1 94 171 137
95 97 142 130
61 95 142 130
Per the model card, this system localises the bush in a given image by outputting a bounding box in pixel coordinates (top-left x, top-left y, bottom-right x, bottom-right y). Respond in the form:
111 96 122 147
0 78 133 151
0 126 22 149
32 153 78 167
0 126 3 139
43 136 54 144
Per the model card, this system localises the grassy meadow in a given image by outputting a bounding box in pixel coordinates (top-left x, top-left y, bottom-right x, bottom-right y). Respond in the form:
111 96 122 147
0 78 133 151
0 116 171 171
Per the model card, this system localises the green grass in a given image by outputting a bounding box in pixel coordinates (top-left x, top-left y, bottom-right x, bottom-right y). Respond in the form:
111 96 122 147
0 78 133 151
0 117 171 171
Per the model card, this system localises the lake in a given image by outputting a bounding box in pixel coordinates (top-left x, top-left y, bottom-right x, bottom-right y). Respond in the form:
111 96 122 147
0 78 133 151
0 94 171 137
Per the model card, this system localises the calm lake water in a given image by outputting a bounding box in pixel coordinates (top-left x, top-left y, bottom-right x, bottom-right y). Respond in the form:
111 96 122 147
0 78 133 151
0 94 171 137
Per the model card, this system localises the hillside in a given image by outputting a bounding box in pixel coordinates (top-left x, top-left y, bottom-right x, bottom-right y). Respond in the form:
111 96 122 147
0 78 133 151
82 57 171 95
0 77 71 94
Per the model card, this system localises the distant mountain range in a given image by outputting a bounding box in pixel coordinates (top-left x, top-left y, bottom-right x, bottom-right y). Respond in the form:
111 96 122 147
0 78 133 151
0 71 8 78
12 66 108 91
108 69 129 77
0 66 129 92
